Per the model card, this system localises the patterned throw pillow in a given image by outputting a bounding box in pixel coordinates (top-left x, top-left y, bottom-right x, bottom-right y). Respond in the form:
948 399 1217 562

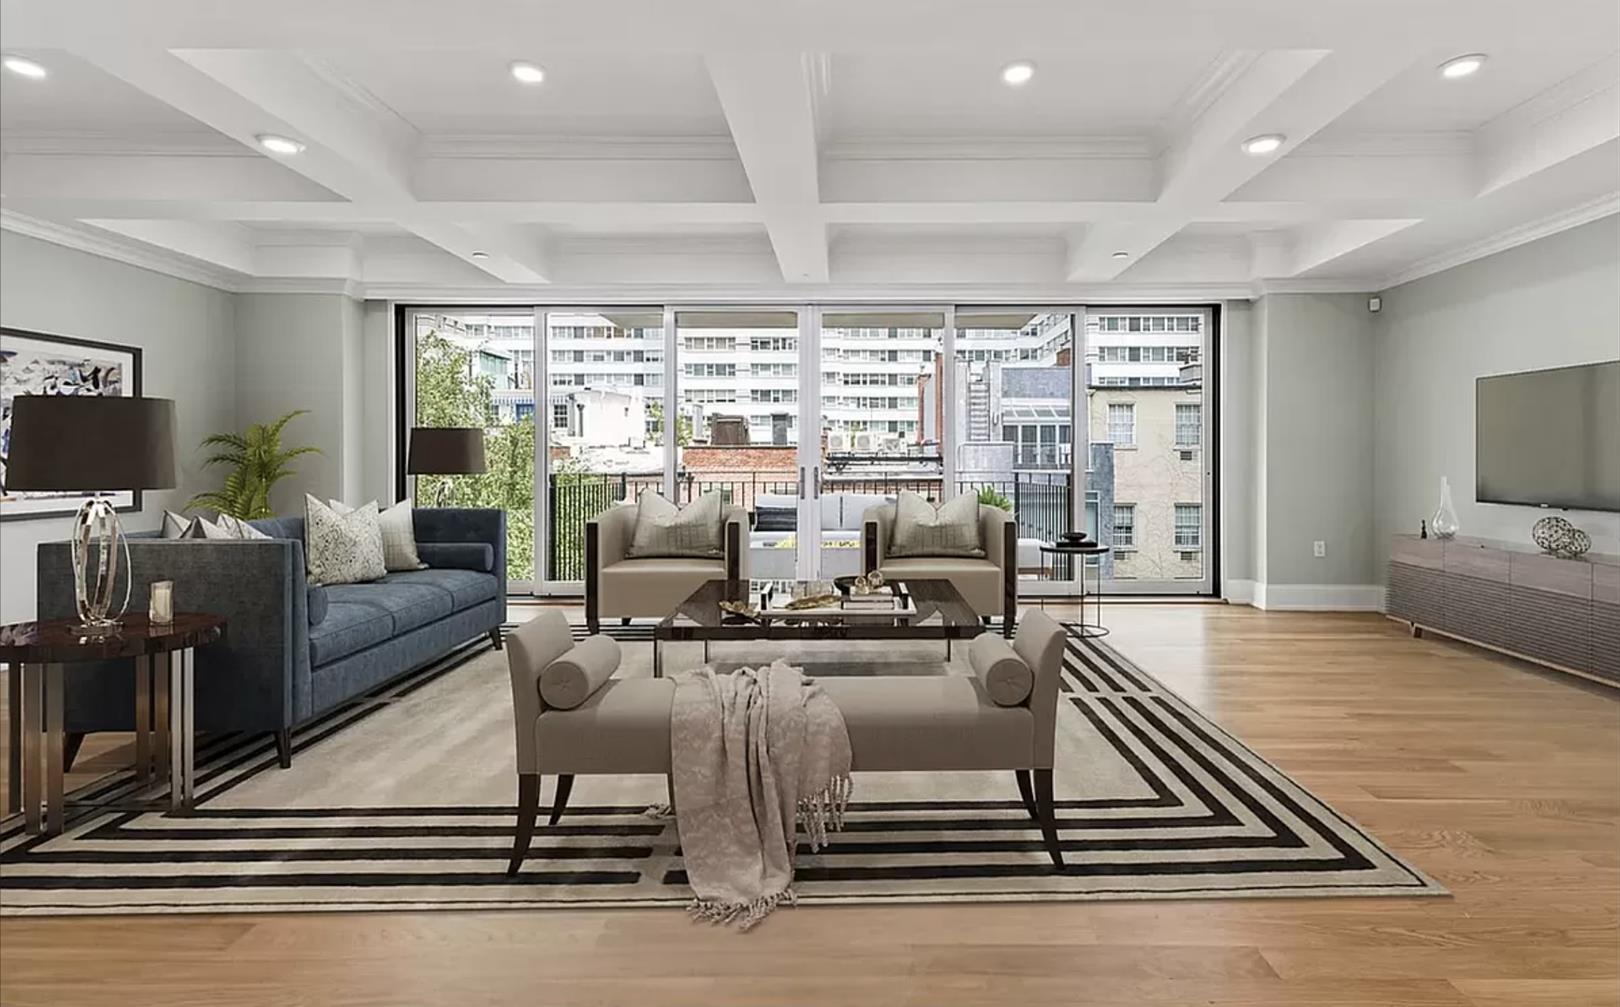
626 491 725 559
329 499 424 571
889 491 984 558
305 495 387 586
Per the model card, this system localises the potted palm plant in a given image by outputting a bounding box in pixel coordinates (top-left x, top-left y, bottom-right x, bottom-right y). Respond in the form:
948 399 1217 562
187 410 320 520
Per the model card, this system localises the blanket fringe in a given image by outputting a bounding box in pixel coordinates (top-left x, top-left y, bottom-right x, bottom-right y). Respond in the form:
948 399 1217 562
687 887 798 931
798 773 853 852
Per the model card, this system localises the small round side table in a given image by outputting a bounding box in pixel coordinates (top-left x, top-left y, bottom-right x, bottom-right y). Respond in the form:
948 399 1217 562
1 613 224 836
1038 542 1112 638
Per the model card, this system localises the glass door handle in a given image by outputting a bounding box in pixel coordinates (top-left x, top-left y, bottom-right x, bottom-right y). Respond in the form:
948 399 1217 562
813 466 821 498
798 466 806 500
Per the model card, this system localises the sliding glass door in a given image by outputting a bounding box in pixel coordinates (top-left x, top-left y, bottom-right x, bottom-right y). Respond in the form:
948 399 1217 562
405 301 1216 600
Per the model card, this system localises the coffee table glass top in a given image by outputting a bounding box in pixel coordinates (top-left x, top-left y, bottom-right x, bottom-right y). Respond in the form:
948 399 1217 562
657 579 981 640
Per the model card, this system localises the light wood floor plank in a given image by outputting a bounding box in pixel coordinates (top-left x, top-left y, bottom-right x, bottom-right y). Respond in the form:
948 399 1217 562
2 603 1616 1006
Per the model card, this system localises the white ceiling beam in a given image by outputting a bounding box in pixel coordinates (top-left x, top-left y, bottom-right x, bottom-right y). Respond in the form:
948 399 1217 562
1069 48 1416 281
79 218 258 274
1284 219 1423 277
705 52 829 283
67 46 548 283
1476 54 1620 195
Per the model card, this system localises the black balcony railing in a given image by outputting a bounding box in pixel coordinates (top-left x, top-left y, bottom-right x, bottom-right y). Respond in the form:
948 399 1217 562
546 470 1075 582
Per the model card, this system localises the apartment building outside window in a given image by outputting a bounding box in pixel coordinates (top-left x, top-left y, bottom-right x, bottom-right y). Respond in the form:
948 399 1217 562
1174 503 1202 548
1114 504 1136 549
1108 402 1136 446
1175 403 1201 447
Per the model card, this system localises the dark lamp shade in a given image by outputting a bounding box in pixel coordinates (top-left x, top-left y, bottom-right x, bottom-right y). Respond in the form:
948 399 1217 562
5 395 177 491
407 427 487 475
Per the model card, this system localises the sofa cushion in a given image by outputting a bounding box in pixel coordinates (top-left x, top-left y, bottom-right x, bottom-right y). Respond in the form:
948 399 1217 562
537 678 675 773
377 568 499 613
307 601 397 667
820 676 1032 771
418 542 495 572
839 494 889 532
324 579 454 636
754 506 796 532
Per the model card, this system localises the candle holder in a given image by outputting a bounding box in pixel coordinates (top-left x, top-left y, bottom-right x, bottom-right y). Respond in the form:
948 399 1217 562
149 580 175 625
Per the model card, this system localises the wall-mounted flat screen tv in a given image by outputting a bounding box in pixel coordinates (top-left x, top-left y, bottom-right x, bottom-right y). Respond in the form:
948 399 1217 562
1477 361 1620 513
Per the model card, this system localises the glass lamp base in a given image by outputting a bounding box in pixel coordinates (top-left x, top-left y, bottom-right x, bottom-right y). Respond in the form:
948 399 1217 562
70 496 133 631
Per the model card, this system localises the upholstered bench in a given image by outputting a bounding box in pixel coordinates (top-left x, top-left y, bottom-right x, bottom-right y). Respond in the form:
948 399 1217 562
504 608 1068 875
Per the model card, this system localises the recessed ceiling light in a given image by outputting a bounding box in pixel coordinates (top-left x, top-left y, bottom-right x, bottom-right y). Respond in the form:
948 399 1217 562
255 133 305 155
1438 53 1487 79
1111 250 1131 260
1000 61 1035 86
470 250 490 260
510 61 546 85
1241 133 1285 156
3 56 47 79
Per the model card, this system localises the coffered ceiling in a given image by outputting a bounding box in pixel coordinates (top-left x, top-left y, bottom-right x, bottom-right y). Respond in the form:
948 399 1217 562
1 0 1616 298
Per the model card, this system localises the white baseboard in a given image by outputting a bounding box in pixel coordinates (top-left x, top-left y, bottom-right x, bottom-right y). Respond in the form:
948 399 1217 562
1224 579 1257 605
1251 583 1386 612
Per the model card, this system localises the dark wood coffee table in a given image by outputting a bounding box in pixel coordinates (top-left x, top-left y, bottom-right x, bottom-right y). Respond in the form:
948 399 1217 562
652 578 982 677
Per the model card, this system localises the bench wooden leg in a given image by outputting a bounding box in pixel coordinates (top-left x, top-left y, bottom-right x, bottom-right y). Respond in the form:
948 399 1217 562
1033 769 1064 869
549 773 575 826
1014 769 1038 821
508 773 540 876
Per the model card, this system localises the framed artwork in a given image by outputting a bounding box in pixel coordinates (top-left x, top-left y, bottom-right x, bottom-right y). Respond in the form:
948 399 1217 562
0 327 144 521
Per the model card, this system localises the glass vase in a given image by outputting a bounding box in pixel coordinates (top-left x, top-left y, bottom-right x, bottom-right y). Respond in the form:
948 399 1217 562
1431 477 1460 540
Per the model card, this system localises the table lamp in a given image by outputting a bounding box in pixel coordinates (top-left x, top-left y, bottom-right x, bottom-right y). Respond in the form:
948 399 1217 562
406 427 486 506
6 395 177 632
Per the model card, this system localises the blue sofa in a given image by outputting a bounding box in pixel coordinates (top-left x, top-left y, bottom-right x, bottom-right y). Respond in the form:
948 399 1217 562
36 508 506 768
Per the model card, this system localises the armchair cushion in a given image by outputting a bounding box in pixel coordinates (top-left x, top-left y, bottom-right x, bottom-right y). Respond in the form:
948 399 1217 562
627 491 724 559
968 634 1034 706
539 635 622 710
890 491 984 558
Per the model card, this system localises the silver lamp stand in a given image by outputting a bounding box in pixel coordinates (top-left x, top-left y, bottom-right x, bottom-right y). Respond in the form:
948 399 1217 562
70 494 135 633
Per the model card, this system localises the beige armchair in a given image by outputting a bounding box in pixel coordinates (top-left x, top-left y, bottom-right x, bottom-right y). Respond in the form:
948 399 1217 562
863 503 1018 636
585 502 749 633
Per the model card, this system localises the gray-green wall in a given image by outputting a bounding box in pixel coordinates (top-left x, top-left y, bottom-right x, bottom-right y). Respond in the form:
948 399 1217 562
1373 215 1620 566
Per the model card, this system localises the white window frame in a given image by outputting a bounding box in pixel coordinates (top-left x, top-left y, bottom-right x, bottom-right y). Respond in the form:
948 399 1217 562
1175 402 1201 448
1174 503 1203 549
1113 503 1137 549
1108 402 1137 447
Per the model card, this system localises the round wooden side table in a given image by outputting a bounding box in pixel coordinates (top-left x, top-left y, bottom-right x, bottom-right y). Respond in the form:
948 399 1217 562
0 613 225 836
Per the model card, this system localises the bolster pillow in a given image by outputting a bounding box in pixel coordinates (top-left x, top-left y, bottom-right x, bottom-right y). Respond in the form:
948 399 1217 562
539 635 622 710
307 585 330 627
417 542 495 572
969 634 1034 706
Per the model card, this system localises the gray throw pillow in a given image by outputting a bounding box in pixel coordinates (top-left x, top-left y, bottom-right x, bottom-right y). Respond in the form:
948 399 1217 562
626 491 724 559
305 495 387 586
889 491 984 558
161 510 198 539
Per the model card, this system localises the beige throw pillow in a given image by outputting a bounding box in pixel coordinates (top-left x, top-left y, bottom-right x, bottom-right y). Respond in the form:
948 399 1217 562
305 495 387 586
330 499 425 571
626 491 725 559
889 491 984 558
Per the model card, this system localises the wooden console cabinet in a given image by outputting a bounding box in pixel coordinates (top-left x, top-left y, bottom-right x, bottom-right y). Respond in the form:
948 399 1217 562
1388 534 1619 687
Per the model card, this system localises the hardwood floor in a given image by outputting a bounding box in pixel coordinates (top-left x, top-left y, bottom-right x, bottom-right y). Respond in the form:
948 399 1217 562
3 603 1616 1007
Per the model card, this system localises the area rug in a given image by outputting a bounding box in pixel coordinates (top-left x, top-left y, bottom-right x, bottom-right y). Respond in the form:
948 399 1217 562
0 625 1444 915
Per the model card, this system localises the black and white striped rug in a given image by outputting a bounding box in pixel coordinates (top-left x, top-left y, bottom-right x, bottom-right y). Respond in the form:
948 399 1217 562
0 625 1444 914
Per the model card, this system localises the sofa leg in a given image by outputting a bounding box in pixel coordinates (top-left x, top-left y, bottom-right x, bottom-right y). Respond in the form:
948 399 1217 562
273 729 293 769
620 617 631 627
488 627 504 651
62 732 86 774
508 773 539 876
549 774 575 826
587 617 601 635
1003 613 1015 638
1033 768 1064 869
1014 769 1038 821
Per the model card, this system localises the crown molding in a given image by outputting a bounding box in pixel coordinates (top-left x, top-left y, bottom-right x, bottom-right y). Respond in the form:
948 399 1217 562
0 129 250 157
0 209 244 291
239 276 365 299
416 133 740 160
823 135 1155 161
1381 192 1620 290
359 280 1258 303
1249 276 1379 295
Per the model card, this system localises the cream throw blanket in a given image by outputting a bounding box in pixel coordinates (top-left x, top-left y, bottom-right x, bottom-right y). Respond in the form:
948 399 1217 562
668 660 853 929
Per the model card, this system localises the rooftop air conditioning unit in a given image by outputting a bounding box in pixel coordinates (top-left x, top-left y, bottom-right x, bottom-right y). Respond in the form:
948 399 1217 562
827 431 849 452
1178 449 1196 461
852 431 876 453
1179 551 1200 562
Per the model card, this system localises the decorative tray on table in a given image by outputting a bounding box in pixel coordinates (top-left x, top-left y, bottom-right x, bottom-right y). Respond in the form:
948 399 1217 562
758 579 914 622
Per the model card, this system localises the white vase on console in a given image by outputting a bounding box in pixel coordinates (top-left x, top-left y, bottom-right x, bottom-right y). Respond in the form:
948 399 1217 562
1431 476 1460 540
